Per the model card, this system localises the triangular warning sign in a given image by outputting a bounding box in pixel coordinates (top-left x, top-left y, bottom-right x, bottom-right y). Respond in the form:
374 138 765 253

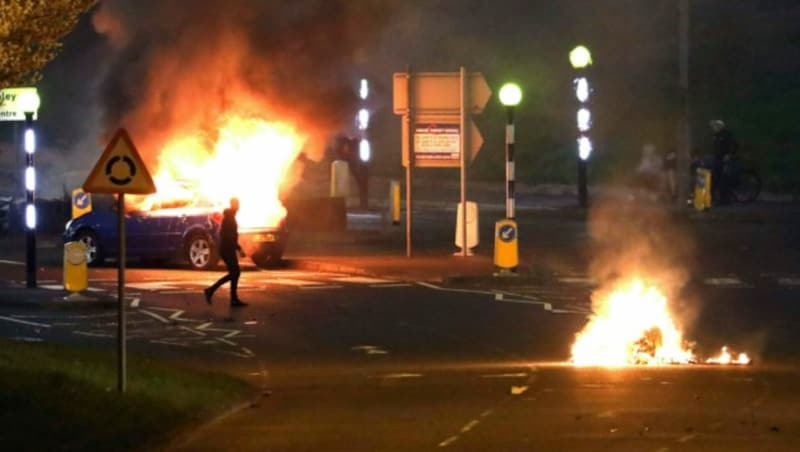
83 128 156 194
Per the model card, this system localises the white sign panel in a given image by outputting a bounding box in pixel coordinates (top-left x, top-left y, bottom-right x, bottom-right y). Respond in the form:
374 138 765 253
414 123 460 161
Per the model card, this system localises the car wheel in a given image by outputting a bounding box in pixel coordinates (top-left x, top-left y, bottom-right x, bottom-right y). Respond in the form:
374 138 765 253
185 233 217 270
75 230 103 266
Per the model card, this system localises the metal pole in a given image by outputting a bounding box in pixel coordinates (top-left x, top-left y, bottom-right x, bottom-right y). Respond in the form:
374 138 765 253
117 193 126 393
24 113 36 288
677 0 691 204
506 106 516 219
405 68 413 258
578 159 588 207
459 66 468 257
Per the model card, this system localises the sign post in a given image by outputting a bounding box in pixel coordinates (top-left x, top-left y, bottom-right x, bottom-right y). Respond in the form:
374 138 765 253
394 70 491 257
82 128 156 393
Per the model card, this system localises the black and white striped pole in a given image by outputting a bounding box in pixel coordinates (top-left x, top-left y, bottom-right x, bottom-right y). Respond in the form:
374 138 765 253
495 83 522 274
19 91 41 288
570 45 593 208
499 83 522 219
356 78 370 208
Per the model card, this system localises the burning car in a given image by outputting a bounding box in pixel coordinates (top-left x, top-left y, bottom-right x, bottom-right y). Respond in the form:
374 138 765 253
63 195 287 270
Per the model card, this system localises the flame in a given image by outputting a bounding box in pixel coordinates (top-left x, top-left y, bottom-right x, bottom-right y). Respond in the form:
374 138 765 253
130 115 306 228
571 279 694 366
706 346 751 365
570 278 752 367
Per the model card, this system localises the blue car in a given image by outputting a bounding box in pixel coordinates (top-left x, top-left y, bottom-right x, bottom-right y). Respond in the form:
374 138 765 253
63 198 287 270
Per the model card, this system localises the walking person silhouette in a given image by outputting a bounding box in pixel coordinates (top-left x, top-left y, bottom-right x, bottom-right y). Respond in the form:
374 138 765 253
204 197 247 307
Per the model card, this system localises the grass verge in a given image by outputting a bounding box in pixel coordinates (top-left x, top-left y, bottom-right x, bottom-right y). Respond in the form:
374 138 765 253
0 339 253 451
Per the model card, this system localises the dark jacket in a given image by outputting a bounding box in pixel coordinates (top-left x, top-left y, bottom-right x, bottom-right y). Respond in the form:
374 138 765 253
712 129 738 160
218 208 241 256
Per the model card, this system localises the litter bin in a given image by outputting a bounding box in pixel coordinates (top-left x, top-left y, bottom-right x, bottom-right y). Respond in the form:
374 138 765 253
64 241 88 292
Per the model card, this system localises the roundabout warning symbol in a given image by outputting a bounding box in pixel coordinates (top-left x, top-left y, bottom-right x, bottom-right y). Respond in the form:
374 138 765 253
83 128 156 194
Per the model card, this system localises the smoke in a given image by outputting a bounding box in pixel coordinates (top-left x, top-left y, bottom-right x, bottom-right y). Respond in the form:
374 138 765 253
586 199 696 320
91 0 395 167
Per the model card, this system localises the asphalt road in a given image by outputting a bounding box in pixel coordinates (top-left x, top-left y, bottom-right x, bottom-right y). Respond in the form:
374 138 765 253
1 200 800 450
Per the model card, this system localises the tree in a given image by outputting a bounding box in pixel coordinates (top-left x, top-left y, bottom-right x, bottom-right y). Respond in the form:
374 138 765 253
0 0 96 88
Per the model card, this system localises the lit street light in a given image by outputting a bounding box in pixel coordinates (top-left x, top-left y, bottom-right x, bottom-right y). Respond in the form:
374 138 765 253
496 82 523 274
570 45 593 207
18 90 40 288
499 82 522 220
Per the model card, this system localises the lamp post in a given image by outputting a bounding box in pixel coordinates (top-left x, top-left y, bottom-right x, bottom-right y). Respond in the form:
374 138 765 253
494 82 523 274
499 83 522 219
356 78 370 208
570 45 593 207
19 91 40 288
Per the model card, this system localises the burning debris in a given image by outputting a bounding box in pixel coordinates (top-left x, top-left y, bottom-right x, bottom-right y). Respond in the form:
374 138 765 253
571 202 750 367
570 278 750 367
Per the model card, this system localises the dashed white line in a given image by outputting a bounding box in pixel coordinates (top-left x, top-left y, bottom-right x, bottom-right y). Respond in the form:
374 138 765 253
0 259 24 266
374 373 423 379
481 373 528 379
73 330 113 338
298 285 345 290
438 435 459 448
129 298 140 308
460 420 480 433
0 316 51 328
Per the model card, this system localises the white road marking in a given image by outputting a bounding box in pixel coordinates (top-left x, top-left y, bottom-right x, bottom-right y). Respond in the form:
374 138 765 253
298 285 345 290
777 278 800 286
127 282 181 290
460 420 480 433
370 283 412 288
73 330 113 338
10 336 43 342
0 259 24 266
331 276 395 284
0 316 51 328
139 309 171 324
481 373 528 379
267 278 325 287
179 326 206 336
196 322 241 338
351 345 389 355
216 337 237 346
374 373 423 379
480 409 493 418
704 277 751 288
438 435 459 447
129 298 140 308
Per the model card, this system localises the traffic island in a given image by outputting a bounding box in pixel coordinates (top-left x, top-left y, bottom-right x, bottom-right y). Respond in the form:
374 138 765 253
0 338 254 451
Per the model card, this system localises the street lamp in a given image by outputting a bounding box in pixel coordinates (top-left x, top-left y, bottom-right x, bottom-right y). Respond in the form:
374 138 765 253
499 82 522 219
570 45 593 207
18 90 40 288
356 78 370 207
495 82 523 274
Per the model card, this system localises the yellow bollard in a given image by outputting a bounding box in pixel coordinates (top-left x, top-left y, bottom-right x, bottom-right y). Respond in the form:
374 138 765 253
693 168 712 211
494 219 519 272
390 180 401 225
63 241 88 293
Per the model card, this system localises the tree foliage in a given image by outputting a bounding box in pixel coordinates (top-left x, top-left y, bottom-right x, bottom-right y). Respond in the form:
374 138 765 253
0 0 96 88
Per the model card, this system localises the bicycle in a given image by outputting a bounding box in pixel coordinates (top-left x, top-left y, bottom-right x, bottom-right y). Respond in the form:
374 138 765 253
691 154 761 204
